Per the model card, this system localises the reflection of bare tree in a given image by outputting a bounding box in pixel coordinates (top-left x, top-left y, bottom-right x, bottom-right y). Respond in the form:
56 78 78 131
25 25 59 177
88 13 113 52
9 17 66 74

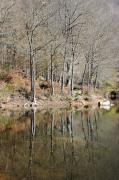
80 111 87 142
2 108 103 180
30 110 36 137
61 113 64 135
7 132 17 178
80 110 99 145
45 121 48 135
11 133 17 174
70 111 76 180
94 111 99 141
61 111 77 180
62 140 68 180
23 109 36 180
66 115 70 133
61 112 68 180
50 112 56 167
80 109 100 166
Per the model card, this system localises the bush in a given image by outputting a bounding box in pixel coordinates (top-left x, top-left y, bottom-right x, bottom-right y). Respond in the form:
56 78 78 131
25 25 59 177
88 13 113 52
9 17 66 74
0 70 12 83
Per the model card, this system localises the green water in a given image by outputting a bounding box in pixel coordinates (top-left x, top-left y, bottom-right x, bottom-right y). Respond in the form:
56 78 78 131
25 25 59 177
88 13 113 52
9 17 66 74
0 106 119 180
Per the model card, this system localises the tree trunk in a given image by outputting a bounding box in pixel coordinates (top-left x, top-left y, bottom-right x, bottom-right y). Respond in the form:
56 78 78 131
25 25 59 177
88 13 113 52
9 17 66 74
29 37 36 103
88 60 91 94
70 45 75 96
82 63 87 85
61 50 66 95
46 65 50 81
31 57 36 102
94 67 98 91
51 46 54 96
70 61 74 96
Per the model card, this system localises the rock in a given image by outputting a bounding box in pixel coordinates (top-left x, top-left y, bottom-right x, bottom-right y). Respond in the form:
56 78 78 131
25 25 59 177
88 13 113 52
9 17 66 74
84 105 89 109
71 101 83 107
40 96 48 101
39 76 45 81
73 90 82 97
98 99 111 106
2 101 7 104
84 97 89 101
39 81 50 89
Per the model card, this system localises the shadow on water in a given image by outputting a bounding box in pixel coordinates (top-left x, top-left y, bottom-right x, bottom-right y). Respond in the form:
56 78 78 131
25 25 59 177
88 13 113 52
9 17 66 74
0 106 119 180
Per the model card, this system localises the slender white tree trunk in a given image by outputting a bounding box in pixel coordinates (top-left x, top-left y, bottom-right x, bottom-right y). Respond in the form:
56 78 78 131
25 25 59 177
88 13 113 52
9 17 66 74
29 35 36 103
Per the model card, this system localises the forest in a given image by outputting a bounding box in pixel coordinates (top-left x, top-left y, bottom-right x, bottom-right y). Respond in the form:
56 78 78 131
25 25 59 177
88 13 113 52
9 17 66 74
1 1 119 180
0 0 119 109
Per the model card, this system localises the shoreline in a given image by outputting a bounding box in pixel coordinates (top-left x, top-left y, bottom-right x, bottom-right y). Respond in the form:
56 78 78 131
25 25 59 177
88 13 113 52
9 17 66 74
0 93 103 111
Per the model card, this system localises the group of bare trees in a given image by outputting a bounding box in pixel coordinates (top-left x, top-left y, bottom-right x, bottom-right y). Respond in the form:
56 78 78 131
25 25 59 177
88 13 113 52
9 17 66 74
0 0 16 69
0 0 119 102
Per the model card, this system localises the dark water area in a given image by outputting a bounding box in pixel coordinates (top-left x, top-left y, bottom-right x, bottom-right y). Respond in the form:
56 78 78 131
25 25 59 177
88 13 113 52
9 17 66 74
0 105 119 180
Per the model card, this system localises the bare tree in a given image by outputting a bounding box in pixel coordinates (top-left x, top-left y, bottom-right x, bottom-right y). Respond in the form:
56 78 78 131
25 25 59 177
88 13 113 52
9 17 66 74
58 0 85 95
22 0 55 103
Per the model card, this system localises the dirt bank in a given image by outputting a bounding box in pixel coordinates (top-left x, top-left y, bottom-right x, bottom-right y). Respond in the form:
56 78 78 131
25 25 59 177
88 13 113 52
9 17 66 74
0 69 104 111
0 92 103 111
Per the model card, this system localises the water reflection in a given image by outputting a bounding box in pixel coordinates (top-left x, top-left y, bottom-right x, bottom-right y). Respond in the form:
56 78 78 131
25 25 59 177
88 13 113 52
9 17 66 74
24 110 36 180
0 106 119 180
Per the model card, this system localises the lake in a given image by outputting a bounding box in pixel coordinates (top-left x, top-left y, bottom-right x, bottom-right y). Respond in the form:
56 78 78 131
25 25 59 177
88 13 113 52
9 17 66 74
0 105 119 180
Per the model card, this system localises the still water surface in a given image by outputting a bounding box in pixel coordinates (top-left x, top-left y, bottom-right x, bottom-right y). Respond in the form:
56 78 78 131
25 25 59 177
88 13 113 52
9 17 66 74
0 106 119 180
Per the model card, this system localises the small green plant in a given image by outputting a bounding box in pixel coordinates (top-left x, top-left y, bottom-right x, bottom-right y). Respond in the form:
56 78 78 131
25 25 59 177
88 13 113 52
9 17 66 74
5 83 13 92
3 63 11 72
